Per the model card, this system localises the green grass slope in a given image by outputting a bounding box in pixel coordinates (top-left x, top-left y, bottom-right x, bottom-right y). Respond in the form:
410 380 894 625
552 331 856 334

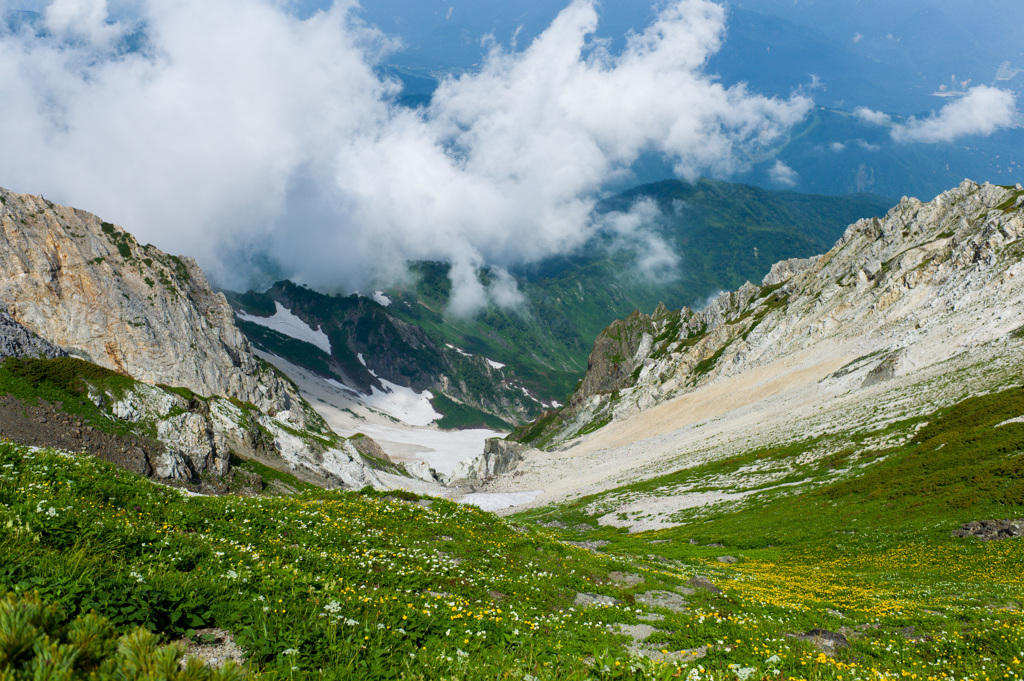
1 383 1022 678
513 385 1024 680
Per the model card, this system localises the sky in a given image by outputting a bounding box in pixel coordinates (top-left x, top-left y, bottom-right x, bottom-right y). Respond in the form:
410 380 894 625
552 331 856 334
0 0 1018 312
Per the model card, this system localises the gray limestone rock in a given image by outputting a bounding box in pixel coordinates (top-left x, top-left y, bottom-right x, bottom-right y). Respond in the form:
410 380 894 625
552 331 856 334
0 306 67 360
636 590 689 613
952 518 1024 541
448 438 530 481
785 629 850 656
574 592 621 607
608 571 644 588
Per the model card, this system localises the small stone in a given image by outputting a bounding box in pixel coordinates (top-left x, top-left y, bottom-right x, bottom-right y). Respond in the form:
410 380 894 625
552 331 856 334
716 555 738 564
686 576 722 594
608 571 644 588
574 592 621 607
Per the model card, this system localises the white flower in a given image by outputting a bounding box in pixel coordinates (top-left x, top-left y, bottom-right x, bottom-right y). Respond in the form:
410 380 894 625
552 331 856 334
282 649 298 656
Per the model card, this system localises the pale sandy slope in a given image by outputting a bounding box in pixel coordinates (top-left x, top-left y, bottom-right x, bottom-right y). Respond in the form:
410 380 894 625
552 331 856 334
479 329 1022 530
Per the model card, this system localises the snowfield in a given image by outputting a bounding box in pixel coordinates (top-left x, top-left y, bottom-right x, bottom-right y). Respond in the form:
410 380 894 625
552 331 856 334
236 302 332 355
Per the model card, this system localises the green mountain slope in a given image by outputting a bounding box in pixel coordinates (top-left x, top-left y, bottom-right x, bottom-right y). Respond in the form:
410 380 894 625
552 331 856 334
225 180 890 425
225 281 532 429
385 179 891 404
2 384 1021 679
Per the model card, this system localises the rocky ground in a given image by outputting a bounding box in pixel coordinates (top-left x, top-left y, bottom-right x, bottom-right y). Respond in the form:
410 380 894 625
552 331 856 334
0 394 261 495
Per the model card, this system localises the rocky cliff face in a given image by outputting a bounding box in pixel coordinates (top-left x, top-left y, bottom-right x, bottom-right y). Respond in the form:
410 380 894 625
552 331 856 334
0 187 395 490
521 180 1024 447
0 187 300 421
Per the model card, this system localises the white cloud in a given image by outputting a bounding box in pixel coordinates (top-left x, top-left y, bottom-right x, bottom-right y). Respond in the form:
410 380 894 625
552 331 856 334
829 141 846 152
768 159 798 187
854 107 891 125
0 0 812 313
891 86 1017 143
852 32 863 43
601 199 679 281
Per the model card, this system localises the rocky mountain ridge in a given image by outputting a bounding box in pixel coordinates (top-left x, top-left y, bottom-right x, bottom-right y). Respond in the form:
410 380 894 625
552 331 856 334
0 187 394 491
0 187 300 421
517 179 1024 448
227 281 536 428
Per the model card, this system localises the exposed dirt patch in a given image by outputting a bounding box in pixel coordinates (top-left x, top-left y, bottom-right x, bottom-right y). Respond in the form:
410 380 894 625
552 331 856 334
0 394 257 495
0 393 160 475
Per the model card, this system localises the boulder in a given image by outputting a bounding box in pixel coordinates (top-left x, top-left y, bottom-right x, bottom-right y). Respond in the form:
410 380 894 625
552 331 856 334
448 438 530 481
686 576 722 594
951 519 1024 541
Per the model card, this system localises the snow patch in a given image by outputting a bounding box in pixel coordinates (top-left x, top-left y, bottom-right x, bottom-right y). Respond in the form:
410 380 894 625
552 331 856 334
350 424 500 475
446 344 472 357
362 379 441 427
460 491 543 512
486 358 505 370
324 374 439 427
372 291 392 307
236 302 331 355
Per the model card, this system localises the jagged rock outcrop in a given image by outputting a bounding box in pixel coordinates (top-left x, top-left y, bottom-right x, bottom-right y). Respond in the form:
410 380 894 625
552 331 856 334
951 519 1024 541
0 306 67 360
0 187 301 422
448 438 532 481
88 378 387 489
520 180 1024 447
572 310 658 408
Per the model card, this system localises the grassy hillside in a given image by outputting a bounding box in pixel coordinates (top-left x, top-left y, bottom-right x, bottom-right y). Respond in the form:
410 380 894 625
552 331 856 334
513 385 1024 680
0 441 704 680
1 383 1021 679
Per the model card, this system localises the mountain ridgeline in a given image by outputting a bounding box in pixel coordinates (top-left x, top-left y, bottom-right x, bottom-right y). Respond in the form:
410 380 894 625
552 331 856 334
223 179 889 429
391 180 890 401
513 179 1024 448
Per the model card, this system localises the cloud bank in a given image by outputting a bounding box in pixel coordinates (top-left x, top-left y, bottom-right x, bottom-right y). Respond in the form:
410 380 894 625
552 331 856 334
890 86 1017 144
0 0 812 312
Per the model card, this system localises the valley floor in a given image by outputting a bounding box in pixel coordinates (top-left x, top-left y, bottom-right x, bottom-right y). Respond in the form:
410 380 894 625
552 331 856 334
483 330 1024 530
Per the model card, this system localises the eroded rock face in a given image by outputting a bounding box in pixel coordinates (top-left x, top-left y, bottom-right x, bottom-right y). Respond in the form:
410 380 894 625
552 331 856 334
527 180 1024 446
0 306 67 360
448 438 531 481
0 187 300 422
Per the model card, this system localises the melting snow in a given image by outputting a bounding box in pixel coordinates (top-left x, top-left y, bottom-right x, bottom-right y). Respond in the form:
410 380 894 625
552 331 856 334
326 377 439 427
486 358 505 370
446 344 472 357
353 425 499 475
460 491 543 511
236 302 332 355
372 291 391 307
